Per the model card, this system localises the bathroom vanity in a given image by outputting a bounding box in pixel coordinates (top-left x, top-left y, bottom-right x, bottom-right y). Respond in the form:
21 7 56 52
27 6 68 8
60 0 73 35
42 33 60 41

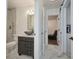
18 13 34 58
18 36 34 58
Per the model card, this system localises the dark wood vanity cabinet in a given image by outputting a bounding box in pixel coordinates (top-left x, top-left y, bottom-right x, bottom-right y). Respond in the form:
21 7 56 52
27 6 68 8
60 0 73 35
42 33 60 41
18 36 34 57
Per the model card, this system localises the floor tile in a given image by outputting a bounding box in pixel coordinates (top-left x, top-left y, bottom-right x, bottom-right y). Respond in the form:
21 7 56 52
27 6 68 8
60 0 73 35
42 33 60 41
44 45 71 59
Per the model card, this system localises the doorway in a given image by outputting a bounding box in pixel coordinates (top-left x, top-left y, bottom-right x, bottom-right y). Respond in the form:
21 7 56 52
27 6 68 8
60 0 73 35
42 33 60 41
6 9 16 43
48 15 58 45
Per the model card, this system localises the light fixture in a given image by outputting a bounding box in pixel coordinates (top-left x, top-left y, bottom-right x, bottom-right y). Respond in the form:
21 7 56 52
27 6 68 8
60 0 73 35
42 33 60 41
26 8 34 15
50 0 55 2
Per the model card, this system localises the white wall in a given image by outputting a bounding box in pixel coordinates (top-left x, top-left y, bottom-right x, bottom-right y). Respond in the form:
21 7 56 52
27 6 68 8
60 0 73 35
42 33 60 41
47 8 59 16
16 7 34 36
44 9 48 50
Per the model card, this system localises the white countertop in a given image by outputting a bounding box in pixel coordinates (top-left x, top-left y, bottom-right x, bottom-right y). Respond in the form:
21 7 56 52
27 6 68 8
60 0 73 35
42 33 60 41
15 34 34 37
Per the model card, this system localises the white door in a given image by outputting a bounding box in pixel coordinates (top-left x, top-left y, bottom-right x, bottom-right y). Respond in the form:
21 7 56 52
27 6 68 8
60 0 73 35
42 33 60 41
66 1 73 57
58 0 72 57
66 2 71 57
34 0 44 59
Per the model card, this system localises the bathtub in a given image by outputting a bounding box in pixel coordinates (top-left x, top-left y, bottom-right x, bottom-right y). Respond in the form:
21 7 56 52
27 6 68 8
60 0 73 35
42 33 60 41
6 41 17 56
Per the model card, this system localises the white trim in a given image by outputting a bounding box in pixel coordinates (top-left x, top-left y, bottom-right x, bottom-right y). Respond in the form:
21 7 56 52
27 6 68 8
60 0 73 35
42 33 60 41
61 0 72 57
63 0 70 8
34 0 44 59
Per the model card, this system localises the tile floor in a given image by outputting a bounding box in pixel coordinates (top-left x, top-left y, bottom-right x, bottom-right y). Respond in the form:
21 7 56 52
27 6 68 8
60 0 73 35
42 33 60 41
6 45 71 59
44 45 71 59
6 48 33 59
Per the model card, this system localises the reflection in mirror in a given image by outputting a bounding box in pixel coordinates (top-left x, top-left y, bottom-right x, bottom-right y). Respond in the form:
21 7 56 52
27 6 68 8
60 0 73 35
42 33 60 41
25 15 34 35
27 15 34 31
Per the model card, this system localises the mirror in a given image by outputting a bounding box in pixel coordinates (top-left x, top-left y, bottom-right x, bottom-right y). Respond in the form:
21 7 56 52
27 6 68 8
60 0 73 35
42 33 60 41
25 14 34 35
27 15 34 30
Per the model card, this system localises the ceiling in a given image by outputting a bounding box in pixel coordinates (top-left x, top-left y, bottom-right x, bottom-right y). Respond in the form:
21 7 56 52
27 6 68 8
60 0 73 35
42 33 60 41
44 0 63 9
8 0 63 9
8 0 34 8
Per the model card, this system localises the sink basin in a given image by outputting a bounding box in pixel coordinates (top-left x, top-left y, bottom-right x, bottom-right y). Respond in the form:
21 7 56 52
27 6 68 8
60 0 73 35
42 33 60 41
24 30 33 35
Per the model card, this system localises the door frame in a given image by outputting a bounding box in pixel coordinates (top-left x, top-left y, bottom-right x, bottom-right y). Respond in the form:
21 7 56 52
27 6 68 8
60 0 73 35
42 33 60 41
46 9 59 46
61 0 72 57
47 15 58 45
34 0 44 59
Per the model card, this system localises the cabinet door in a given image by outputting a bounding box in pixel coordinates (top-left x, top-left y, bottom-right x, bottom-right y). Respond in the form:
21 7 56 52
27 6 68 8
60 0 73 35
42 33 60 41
18 37 26 54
